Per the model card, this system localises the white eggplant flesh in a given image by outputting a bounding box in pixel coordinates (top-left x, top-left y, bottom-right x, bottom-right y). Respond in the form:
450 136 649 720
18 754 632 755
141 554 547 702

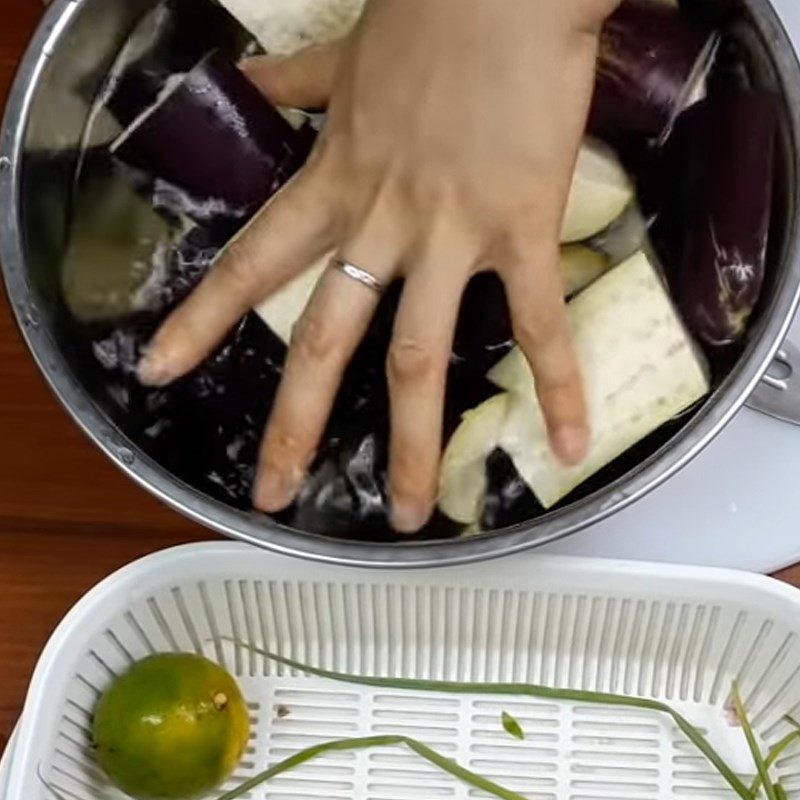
254 255 328 343
497 251 709 509
486 346 531 396
216 0 365 55
438 393 510 525
562 139 634 243
561 244 610 297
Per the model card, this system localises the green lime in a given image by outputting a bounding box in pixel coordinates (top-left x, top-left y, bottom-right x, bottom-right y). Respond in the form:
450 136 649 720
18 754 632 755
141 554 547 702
93 653 250 800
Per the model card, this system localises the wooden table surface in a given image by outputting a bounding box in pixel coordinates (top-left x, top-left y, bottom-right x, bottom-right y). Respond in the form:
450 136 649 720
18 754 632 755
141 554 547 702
1 0 799 764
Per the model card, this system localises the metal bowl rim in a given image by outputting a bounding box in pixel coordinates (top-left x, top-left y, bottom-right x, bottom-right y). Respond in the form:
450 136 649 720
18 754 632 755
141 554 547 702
2 0 800 568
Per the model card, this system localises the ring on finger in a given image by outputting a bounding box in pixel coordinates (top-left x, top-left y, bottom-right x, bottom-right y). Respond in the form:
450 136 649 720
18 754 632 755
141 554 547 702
330 256 386 295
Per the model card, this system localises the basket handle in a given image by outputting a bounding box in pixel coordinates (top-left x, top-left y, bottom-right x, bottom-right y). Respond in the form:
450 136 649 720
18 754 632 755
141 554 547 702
747 341 800 426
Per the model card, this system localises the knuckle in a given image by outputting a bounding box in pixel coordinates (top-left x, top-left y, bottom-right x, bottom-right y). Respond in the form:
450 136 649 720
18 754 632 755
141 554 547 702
513 311 561 350
262 420 316 471
540 363 582 394
290 311 340 366
386 337 440 386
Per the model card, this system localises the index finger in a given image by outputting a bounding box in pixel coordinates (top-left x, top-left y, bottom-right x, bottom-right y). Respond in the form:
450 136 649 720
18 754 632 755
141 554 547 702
138 172 334 387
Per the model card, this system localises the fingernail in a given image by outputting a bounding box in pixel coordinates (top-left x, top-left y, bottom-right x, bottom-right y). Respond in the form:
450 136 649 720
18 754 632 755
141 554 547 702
254 468 303 513
552 425 589 466
391 498 431 534
137 351 174 387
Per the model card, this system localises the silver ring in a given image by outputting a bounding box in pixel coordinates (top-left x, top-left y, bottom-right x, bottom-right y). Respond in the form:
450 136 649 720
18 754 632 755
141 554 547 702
330 257 385 295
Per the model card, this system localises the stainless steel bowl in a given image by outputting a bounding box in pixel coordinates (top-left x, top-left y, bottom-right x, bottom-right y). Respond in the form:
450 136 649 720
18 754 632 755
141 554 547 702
2 0 800 567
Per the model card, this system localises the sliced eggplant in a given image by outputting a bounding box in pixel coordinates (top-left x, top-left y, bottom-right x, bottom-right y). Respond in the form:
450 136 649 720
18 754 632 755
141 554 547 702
438 393 510 525
499 251 709 509
442 251 709 522
254 254 329 343
590 0 718 144
561 245 610 297
103 0 250 129
216 0 365 55
562 140 634 243
61 159 175 322
672 89 778 347
111 55 316 224
486 346 530 396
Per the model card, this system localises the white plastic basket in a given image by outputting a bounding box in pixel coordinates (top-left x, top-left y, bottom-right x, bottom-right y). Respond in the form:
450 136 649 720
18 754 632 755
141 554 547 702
5 542 800 800
0 729 17 800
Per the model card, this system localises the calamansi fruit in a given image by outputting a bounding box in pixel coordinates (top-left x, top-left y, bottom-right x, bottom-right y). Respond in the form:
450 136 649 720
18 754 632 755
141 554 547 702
93 653 250 800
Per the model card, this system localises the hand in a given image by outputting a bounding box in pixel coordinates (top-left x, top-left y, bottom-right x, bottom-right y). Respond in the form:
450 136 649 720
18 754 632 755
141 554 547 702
138 0 619 532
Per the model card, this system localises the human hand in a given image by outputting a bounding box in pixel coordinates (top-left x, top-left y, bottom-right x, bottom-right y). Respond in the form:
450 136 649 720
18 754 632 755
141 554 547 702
138 0 620 532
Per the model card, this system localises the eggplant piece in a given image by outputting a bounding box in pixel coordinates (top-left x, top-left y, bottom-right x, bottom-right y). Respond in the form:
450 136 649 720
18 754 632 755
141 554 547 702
254 254 329 344
561 139 634 242
562 245 610 296
59 152 178 323
111 55 316 225
500 251 709 509
103 0 251 129
439 394 510 525
217 0 364 56
62 180 174 323
673 89 778 347
439 251 710 522
590 0 718 144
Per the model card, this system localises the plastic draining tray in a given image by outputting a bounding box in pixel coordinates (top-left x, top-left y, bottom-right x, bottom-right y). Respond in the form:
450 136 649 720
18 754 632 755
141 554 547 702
5 543 800 800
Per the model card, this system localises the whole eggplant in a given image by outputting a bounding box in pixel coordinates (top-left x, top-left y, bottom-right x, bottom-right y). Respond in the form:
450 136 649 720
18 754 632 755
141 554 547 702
590 0 718 145
111 54 316 226
673 89 778 347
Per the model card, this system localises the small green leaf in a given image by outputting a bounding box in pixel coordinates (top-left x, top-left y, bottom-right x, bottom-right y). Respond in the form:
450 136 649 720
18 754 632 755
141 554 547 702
501 711 525 740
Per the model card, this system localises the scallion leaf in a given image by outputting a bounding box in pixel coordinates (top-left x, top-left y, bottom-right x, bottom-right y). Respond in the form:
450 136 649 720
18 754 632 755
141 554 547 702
230 641 752 800
732 683 777 800
749 730 800 796
213 734 529 800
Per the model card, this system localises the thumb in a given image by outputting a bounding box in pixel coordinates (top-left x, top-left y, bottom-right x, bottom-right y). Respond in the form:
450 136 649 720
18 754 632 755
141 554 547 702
240 40 345 109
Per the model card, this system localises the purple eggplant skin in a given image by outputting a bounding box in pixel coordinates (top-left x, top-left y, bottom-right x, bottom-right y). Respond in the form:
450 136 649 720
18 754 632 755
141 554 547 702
589 0 716 144
104 0 251 129
112 54 316 224
675 89 778 347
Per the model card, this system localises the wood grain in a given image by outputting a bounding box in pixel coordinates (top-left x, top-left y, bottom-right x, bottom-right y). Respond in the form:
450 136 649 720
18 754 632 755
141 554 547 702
0 0 798 766
0 0 211 755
